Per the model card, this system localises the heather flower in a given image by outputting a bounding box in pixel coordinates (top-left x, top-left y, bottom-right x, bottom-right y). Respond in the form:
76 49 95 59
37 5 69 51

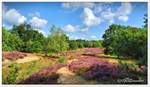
81 61 121 80
20 64 66 84
68 57 100 74
2 51 27 60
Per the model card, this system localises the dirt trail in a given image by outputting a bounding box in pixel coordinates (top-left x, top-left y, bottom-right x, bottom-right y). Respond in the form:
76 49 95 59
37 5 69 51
2 53 41 64
56 67 96 84
55 48 102 84
16 54 41 63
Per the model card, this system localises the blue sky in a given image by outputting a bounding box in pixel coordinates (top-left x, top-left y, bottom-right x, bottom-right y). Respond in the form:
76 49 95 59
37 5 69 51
2 2 147 40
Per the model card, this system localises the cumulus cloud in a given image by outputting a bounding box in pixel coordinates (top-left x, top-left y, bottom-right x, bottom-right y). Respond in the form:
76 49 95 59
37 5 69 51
80 27 89 32
29 17 48 28
82 8 101 27
116 2 132 22
64 24 76 32
63 2 133 34
94 5 102 14
62 2 95 9
29 12 40 17
100 3 132 23
116 2 132 16
3 9 26 25
101 8 115 24
118 15 129 22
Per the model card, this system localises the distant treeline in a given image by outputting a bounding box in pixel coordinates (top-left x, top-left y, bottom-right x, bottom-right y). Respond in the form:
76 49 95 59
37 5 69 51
2 24 102 55
2 15 147 65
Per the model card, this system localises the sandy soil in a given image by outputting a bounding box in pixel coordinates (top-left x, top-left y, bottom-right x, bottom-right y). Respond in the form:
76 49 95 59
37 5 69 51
16 53 41 63
56 67 96 84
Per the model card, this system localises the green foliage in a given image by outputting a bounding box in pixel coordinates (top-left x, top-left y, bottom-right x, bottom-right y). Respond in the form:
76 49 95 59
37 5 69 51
2 58 53 84
43 25 69 55
58 56 66 63
103 24 147 65
2 28 23 51
68 40 78 50
3 23 103 55
69 39 103 50
11 24 45 52
143 14 147 28
5 63 19 84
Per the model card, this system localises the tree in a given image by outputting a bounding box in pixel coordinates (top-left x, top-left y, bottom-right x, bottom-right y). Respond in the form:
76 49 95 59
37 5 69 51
102 24 125 54
143 14 147 28
43 26 69 56
2 27 23 51
11 23 45 52
102 24 147 65
69 40 78 50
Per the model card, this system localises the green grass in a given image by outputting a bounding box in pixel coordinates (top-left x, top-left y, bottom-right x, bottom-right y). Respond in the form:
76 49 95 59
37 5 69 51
98 54 138 65
58 56 66 64
2 58 54 84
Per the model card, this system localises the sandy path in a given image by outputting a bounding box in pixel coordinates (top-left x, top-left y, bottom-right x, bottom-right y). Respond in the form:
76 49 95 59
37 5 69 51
56 67 96 84
16 54 41 63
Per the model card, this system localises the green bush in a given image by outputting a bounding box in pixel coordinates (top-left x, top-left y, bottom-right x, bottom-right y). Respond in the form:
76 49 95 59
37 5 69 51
4 63 19 84
102 24 147 65
2 28 23 51
43 26 69 55
58 56 66 63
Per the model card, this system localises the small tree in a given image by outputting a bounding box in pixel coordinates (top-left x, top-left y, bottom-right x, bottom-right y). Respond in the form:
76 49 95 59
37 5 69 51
43 25 69 56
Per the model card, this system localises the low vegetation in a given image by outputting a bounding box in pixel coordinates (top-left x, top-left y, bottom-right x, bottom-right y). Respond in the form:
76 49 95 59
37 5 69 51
2 15 147 84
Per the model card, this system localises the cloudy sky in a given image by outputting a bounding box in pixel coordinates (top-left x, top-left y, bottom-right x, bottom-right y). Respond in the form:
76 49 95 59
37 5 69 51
2 2 147 40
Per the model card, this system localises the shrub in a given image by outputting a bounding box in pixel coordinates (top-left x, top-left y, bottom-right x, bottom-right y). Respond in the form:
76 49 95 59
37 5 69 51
58 56 66 63
102 24 147 65
20 64 66 84
2 28 23 51
68 57 101 74
2 51 27 60
81 61 122 81
117 61 147 83
4 63 19 84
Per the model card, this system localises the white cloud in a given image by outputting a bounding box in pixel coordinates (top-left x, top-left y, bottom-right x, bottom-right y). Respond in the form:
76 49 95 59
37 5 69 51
63 2 133 34
29 17 48 28
116 2 132 22
118 15 129 22
29 12 40 17
62 2 95 9
64 7 101 32
100 3 132 23
94 5 102 14
80 27 89 32
101 8 115 24
116 2 132 16
82 8 101 27
91 35 97 39
64 24 76 32
3 9 26 25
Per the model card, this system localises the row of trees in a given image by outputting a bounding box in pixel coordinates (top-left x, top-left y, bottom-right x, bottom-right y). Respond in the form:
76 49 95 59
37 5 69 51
69 40 102 50
3 24 45 53
2 24 102 55
102 24 147 65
